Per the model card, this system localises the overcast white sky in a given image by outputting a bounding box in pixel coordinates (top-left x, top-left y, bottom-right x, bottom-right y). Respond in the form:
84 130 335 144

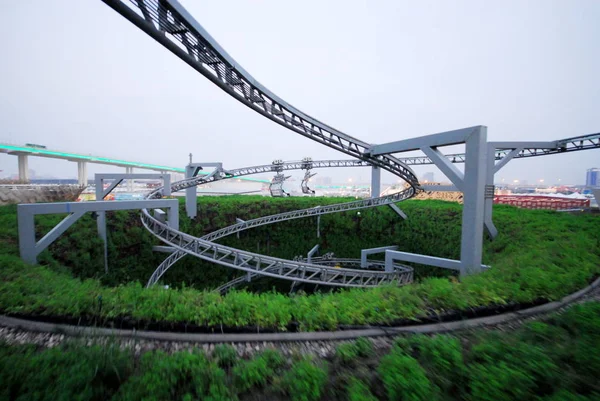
1 0 599 185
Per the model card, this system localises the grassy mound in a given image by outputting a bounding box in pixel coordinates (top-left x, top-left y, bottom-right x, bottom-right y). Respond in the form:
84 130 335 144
0 198 598 331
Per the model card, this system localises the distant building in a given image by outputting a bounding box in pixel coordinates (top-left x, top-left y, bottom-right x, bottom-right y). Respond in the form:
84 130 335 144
422 172 434 183
586 168 599 188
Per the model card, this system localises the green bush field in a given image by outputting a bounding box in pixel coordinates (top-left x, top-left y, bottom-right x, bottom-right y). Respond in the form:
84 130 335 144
1 302 599 400
0 197 598 331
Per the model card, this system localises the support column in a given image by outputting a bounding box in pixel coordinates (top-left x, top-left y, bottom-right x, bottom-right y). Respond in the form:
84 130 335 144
307 244 319 263
18 154 29 182
77 161 88 186
185 165 197 219
484 143 498 238
460 126 487 276
125 167 134 192
95 179 108 273
371 166 381 198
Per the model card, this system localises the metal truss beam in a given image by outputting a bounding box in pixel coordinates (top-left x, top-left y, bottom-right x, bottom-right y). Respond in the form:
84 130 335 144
361 246 398 268
307 244 319 263
384 250 488 272
18 199 178 265
388 203 408 220
368 126 480 155
394 133 600 166
100 0 419 190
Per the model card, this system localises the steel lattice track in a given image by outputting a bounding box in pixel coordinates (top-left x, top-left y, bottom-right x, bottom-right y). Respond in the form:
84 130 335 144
144 159 416 287
142 207 413 289
396 133 600 165
101 0 419 188
216 257 414 294
100 0 423 290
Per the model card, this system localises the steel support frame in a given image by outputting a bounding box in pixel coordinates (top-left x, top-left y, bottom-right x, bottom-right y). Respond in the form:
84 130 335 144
371 166 381 198
18 199 179 265
185 162 223 218
387 203 407 220
370 126 487 276
593 189 600 209
361 246 398 268
307 244 319 263
384 250 488 272
95 173 172 271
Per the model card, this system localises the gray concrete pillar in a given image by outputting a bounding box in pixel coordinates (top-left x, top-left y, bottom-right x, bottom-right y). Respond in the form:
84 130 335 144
77 161 88 186
460 126 487 276
484 143 498 238
18 154 29 182
371 166 381 198
95 177 108 273
125 167 134 192
185 165 197 219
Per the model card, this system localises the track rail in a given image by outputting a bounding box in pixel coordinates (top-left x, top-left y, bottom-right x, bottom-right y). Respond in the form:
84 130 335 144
101 0 419 188
216 257 413 294
145 159 416 287
397 133 600 165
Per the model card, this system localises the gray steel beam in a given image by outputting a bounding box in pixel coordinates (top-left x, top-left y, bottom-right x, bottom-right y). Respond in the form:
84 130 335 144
18 199 178 265
420 147 465 191
490 141 557 149
593 189 600 208
493 147 523 173
420 185 459 192
185 165 198 219
371 166 381 198
388 203 407 220
460 126 487 275
153 246 176 253
361 246 398 268
307 244 319 264
385 250 463 271
368 126 479 155
484 143 498 239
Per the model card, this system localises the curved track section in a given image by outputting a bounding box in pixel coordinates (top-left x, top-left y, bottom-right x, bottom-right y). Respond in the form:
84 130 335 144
100 0 422 290
101 0 419 188
145 159 416 288
216 257 414 294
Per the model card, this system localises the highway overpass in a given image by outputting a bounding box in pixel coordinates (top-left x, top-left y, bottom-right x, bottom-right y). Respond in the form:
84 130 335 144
0 143 267 185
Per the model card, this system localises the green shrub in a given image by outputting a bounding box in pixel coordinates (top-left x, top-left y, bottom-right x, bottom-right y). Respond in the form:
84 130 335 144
354 337 374 357
541 389 597 401
116 350 231 401
0 342 131 401
336 342 360 364
378 349 434 401
347 377 378 401
233 349 284 392
411 335 466 394
470 335 559 396
469 361 535 401
212 344 238 368
281 359 328 401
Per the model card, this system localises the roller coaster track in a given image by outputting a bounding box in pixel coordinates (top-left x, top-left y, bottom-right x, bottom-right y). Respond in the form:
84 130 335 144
216 257 414 295
100 0 600 292
396 133 600 165
144 160 416 287
100 0 419 188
